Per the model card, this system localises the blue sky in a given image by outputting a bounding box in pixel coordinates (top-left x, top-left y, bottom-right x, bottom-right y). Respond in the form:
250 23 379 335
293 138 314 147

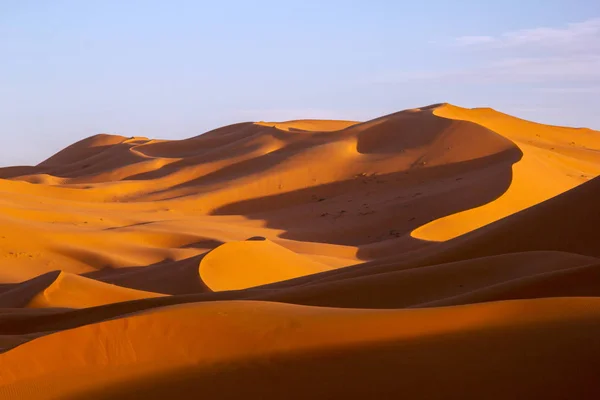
1 0 599 165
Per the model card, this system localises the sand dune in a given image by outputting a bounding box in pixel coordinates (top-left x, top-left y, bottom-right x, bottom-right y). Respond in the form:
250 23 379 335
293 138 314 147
0 103 599 398
411 105 600 240
2 299 600 399
26 271 165 309
200 237 333 290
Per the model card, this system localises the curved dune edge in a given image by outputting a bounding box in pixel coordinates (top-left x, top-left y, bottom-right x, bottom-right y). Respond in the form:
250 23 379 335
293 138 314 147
1 298 600 399
412 104 600 241
27 272 165 309
253 251 600 308
254 119 359 132
199 238 333 291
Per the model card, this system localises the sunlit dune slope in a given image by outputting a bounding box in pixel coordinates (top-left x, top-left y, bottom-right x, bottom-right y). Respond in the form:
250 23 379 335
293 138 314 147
199 237 333 291
413 104 600 240
26 271 165 308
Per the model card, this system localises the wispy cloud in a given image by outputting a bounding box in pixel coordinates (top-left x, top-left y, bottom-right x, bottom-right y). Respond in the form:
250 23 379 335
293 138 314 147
454 35 495 46
535 86 600 94
380 18 600 87
376 55 600 85
453 18 600 52
485 55 600 81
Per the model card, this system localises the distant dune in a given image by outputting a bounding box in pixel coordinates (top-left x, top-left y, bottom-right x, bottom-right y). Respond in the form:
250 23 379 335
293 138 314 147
0 103 599 399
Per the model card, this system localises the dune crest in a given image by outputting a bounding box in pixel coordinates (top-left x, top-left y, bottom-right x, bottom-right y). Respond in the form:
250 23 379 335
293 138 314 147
27 271 165 309
412 104 600 240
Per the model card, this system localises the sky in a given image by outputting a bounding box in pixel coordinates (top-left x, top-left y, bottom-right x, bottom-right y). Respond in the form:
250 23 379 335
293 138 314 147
1 0 599 166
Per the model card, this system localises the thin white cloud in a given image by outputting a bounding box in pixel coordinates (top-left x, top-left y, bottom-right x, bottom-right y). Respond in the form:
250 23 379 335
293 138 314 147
535 86 600 94
454 17 600 52
454 35 495 46
488 55 600 80
376 55 600 85
379 18 600 87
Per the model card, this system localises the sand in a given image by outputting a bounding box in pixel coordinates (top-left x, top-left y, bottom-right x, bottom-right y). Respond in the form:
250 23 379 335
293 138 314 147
0 103 599 398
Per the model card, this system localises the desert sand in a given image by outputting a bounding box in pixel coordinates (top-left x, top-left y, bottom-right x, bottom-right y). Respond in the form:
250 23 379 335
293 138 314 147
0 103 599 399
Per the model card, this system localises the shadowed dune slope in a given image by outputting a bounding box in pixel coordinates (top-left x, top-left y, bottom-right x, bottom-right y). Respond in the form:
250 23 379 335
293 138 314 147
0 103 599 398
1 299 600 400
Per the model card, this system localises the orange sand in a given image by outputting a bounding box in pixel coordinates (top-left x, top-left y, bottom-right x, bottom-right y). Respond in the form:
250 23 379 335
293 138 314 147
0 104 599 399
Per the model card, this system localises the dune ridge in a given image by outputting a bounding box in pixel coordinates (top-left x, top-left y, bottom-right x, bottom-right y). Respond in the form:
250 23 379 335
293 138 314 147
0 103 599 399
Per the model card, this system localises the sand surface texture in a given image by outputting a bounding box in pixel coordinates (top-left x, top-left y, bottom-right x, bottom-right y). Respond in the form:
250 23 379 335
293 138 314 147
0 104 599 399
